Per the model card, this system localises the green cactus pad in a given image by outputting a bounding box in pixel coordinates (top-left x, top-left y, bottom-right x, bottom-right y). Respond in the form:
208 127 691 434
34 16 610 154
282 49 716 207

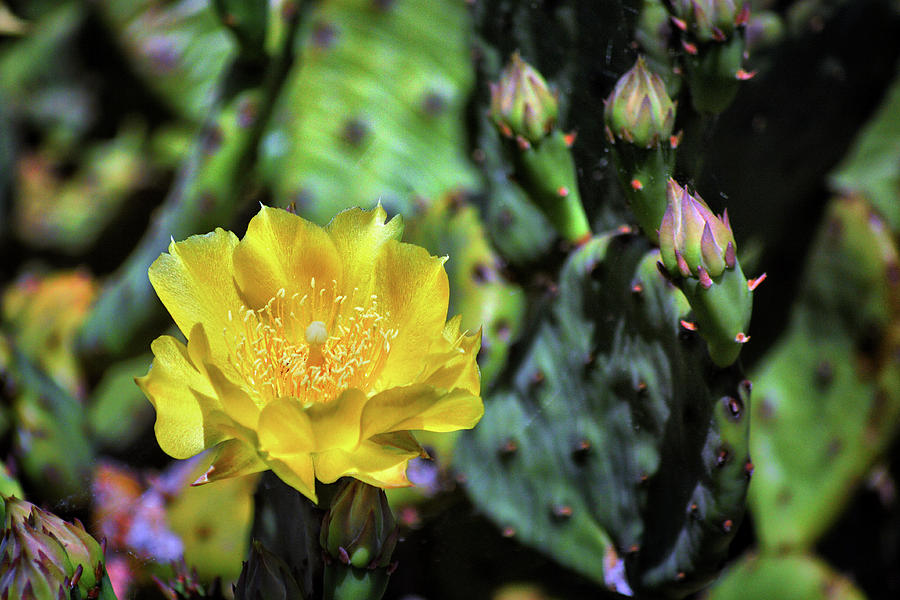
749 195 900 551
829 66 900 232
457 230 751 597
406 195 525 388
707 553 867 600
96 0 233 122
262 0 478 223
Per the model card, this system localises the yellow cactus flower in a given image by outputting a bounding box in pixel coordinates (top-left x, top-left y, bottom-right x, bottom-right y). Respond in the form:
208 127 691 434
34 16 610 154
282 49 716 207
137 205 483 502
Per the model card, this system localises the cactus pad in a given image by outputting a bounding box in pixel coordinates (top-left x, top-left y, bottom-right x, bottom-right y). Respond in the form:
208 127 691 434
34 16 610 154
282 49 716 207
457 229 751 597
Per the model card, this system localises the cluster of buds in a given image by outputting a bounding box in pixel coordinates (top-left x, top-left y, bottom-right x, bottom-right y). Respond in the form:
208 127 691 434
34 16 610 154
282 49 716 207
658 179 758 366
669 0 747 44
489 53 591 244
1 495 116 599
604 56 678 243
320 480 398 600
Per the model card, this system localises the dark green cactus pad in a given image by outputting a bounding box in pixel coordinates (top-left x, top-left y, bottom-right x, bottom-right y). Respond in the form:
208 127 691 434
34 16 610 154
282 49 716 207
748 195 900 551
263 0 478 223
456 229 751 597
406 194 525 388
707 553 867 600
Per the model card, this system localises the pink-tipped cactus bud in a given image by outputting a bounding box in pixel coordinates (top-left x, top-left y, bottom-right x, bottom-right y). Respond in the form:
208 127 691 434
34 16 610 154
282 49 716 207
604 56 676 148
672 0 741 42
490 52 559 144
659 179 736 280
320 480 398 570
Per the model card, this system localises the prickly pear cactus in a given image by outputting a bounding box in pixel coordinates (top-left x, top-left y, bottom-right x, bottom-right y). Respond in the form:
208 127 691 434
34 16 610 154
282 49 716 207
748 195 900 551
457 229 752 598
263 0 479 223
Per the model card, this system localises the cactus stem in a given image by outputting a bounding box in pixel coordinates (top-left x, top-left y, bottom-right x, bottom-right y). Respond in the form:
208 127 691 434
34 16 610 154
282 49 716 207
631 178 644 191
747 273 767 291
734 332 750 343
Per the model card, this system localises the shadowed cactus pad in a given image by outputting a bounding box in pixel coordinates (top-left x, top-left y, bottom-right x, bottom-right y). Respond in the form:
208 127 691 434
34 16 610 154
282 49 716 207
457 229 751 597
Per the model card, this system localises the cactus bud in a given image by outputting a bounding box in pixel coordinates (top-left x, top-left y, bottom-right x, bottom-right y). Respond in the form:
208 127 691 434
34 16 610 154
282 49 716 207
234 541 304 600
604 56 676 148
320 480 397 600
320 480 397 570
490 53 559 145
658 179 754 367
1 495 116 600
659 179 735 279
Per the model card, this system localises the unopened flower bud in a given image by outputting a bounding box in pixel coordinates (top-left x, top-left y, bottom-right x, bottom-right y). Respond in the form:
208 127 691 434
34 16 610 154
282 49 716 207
659 179 735 281
1 495 115 599
320 480 398 570
672 0 741 42
490 53 559 144
605 56 676 148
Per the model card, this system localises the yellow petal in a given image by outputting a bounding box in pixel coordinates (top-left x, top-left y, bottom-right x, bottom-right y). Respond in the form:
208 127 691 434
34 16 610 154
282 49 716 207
360 384 484 440
196 439 267 484
232 205 342 310
148 228 241 353
137 335 225 459
313 438 419 487
418 324 482 395
257 398 315 456
326 205 403 306
204 362 261 433
375 241 450 387
306 388 368 451
265 454 317 503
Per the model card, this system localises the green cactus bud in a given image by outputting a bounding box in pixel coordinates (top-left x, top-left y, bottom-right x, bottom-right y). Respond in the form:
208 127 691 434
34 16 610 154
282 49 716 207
0 495 116 600
320 480 397 600
658 179 754 367
490 52 559 145
234 541 304 600
320 480 397 570
604 56 676 148
659 179 735 279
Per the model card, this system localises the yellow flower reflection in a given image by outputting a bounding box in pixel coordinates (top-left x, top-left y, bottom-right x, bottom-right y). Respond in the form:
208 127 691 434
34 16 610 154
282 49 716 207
137 205 483 502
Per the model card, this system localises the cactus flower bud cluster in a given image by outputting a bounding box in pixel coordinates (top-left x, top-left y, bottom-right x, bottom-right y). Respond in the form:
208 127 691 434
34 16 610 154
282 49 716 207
490 52 559 146
671 0 742 42
604 56 676 148
658 179 756 367
1 495 116 600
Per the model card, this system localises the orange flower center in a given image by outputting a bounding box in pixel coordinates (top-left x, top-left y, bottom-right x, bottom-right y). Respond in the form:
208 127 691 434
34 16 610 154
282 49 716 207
228 280 397 404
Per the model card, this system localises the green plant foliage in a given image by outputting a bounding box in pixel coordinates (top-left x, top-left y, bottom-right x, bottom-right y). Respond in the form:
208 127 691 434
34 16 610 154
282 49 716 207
707 553 867 600
748 195 900 551
457 230 751 597
262 0 478 223
829 67 900 232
